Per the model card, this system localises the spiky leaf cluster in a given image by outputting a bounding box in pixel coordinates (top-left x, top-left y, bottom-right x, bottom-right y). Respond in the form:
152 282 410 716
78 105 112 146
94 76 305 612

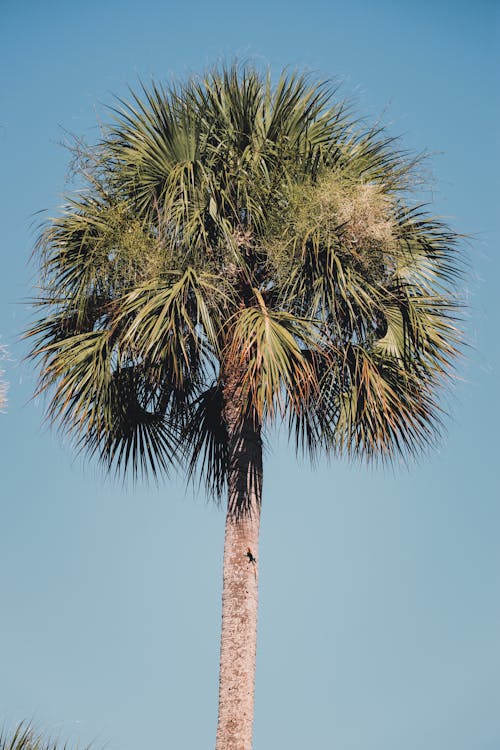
28 65 462 493
0 723 87 750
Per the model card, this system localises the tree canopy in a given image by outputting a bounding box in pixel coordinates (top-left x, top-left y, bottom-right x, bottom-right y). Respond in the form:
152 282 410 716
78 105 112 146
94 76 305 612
27 65 462 492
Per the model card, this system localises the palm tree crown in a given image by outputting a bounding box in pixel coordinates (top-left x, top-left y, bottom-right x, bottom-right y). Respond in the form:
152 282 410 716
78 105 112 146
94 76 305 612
28 65 461 491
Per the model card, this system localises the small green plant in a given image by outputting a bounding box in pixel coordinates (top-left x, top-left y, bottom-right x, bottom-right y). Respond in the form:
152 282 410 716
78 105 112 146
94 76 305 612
0 723 86 750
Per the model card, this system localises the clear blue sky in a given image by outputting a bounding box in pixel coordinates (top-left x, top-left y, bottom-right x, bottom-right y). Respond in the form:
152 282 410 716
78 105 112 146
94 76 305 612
1 1 499 748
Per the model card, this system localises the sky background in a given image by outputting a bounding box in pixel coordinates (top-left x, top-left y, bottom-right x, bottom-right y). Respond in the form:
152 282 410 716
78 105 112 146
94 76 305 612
1 1 499 749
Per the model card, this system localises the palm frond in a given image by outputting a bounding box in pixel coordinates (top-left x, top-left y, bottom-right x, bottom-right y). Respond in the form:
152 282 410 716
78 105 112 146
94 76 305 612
115 266 227 384
226 292 322 418
181 383 228 497
333 343 443 459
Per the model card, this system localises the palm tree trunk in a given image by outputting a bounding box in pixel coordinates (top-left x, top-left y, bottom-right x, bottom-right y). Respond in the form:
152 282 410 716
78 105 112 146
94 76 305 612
215 367 263 750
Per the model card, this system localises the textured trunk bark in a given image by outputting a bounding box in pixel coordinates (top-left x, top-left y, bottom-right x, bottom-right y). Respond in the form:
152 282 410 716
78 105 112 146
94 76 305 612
215 366 263 750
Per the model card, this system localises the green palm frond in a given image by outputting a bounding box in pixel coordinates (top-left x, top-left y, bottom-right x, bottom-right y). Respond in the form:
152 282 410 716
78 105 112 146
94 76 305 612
115 266 227 384
181 383 228 497
36 193 161 304
29 324 188 479
394 206 463 290
88 371 184 480
334 343 443 459
227 292 322 419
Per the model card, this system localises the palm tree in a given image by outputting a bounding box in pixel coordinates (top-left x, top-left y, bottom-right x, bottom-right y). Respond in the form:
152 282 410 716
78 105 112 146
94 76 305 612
27 65 462 750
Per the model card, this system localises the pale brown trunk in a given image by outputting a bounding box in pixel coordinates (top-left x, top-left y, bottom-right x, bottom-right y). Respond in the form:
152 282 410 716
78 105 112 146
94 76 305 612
215 365 263 750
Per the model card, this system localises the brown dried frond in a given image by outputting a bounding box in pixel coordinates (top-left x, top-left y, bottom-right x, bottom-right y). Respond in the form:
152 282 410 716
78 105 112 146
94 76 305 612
304 173 397 252
266 171 399 285
335 182 396 248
